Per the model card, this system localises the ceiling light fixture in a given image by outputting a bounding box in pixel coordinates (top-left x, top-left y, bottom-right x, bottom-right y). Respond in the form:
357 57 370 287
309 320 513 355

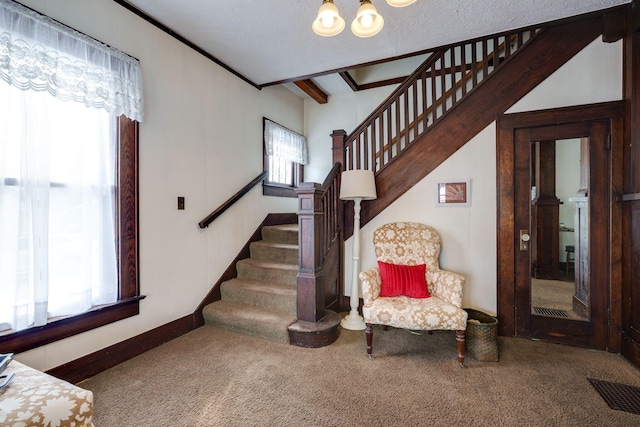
351 0 384 38
386 0 416 7
313 0 415 38
312 0 346 37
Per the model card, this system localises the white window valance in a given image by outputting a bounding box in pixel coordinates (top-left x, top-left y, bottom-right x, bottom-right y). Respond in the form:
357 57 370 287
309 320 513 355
0 0 144 122
264 119 307 165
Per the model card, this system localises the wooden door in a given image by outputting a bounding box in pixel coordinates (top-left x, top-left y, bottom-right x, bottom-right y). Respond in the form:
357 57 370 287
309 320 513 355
497 102 624 351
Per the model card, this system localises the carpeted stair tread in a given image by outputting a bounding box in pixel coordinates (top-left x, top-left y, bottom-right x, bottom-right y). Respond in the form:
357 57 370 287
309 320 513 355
202 300 297 345
250 240 298 263
261 224 299 245
221 278 297 315
202 221 300 345
236 258 298 283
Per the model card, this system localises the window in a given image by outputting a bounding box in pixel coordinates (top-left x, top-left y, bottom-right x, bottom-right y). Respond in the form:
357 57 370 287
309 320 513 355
0 0 143 353
263 118 307 197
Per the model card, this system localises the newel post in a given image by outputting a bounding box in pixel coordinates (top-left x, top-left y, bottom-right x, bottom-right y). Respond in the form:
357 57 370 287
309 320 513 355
295 182 325 322
332 129 347 167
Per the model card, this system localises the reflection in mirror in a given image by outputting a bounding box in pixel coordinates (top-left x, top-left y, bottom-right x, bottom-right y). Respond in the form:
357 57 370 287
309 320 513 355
530 137 588 321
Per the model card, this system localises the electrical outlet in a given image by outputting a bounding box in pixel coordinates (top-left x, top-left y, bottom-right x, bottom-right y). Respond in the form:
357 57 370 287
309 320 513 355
177 196 185 210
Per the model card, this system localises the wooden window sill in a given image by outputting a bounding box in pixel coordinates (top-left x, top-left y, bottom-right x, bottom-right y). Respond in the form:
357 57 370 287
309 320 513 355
0 296 146 354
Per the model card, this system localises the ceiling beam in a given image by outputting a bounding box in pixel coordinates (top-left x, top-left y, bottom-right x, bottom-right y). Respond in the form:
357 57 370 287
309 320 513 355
339 72 360 91
294 79 328 104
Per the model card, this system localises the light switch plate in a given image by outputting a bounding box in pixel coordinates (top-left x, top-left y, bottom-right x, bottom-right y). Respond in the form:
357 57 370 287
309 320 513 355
177 196 185 210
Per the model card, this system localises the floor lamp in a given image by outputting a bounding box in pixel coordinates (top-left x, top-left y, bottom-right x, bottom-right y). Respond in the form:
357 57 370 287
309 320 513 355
340 169 377 330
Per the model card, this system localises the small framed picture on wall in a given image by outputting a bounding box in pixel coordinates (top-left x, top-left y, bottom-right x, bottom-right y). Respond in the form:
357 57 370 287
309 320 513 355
437 179 470 207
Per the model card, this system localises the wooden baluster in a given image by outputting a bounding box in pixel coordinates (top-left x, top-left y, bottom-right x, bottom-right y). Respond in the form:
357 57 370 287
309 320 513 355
386 107 392 164
440 56 447 115
422 71 428 133
471 42 478 88
482 39 488 83
431 60 437 122
378 114 385 172
394 99 401 154
371 118 378 172
411 79 420 141
355 134 361 170
504 34 512 61
461 43 468 97
449 48 456 108
518 31 524 50
363 127 369 170
403 87 409 148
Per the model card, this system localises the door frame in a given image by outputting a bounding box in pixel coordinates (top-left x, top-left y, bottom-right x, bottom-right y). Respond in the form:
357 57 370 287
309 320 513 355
496 101 624 351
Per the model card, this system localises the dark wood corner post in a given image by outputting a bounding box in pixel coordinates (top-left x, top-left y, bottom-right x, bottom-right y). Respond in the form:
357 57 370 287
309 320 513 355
295 183 325 322
288 160 344 348
620 0 640 367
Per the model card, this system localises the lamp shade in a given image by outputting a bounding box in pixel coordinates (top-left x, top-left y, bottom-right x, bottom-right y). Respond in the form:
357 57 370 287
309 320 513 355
312 0 345 37
340 169 377 200
386 0 416 7
351 1 384 38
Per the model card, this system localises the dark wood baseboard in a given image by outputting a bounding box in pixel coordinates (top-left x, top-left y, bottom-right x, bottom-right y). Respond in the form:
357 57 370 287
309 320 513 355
47 314 197 384
48 213 299 385
621 333 640 368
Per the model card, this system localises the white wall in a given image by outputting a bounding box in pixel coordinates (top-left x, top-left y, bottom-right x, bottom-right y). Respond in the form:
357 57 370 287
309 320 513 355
16 0 301 371
305 38 622 316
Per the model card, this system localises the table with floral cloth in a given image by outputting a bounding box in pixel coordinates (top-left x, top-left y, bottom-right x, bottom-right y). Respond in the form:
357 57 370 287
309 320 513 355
0 360 93 427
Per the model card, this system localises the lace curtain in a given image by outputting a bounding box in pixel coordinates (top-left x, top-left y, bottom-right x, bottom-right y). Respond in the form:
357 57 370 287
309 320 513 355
0 0 144 121
264 119 308 165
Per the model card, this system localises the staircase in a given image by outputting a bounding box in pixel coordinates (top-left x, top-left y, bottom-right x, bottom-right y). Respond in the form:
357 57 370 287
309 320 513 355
199 13 610 348
337 15 604 237
202 224 299 344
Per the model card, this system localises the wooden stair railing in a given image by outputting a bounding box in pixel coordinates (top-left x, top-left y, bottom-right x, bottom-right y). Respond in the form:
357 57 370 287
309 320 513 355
288 162 343 347
341 29 538 174
375 34 518 163
334 14 604 238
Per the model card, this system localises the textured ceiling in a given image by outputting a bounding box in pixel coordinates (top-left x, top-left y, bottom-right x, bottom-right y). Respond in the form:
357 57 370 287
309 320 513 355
121 0 630 88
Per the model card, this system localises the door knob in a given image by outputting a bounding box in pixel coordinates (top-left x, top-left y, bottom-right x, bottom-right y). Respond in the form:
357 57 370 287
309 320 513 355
520 230 530 251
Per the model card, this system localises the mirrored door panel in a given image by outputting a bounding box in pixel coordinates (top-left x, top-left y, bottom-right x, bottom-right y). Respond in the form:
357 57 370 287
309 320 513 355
530 137 588 322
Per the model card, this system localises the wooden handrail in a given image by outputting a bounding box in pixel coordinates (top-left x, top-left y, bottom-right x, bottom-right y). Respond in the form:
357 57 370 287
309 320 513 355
321 162 342 191
198 171 268 229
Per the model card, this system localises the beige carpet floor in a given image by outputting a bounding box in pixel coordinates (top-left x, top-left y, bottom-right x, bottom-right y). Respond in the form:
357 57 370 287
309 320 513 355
80 325 640 426
532 277 585 320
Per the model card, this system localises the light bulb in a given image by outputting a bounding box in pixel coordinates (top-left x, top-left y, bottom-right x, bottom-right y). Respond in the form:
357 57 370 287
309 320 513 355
321 15 335 28
360 12 373 28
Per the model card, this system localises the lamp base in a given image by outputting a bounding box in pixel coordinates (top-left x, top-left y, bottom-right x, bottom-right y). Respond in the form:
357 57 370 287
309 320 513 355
340 310 367 330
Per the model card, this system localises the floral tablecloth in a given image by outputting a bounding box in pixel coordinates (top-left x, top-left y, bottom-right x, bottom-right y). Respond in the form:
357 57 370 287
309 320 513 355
0 360 93 427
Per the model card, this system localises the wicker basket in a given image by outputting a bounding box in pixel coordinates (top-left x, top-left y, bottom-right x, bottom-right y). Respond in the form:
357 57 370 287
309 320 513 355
464 308 499 362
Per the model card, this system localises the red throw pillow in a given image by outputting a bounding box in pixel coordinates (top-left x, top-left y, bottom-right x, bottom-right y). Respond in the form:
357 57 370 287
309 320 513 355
378 261 430 298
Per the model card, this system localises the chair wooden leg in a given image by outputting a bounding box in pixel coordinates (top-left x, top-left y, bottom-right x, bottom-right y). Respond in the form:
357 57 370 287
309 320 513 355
456 330 466 367
366 323 374 359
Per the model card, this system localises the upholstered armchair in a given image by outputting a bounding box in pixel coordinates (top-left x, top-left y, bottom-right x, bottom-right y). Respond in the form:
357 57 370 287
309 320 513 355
359 222 467 365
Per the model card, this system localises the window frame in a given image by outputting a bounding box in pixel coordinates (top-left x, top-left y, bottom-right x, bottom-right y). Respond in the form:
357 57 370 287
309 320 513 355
0 115 142 354
262 117 304 198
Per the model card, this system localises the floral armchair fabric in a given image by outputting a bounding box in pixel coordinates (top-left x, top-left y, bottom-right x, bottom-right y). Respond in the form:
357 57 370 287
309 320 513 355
359 222 467 364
